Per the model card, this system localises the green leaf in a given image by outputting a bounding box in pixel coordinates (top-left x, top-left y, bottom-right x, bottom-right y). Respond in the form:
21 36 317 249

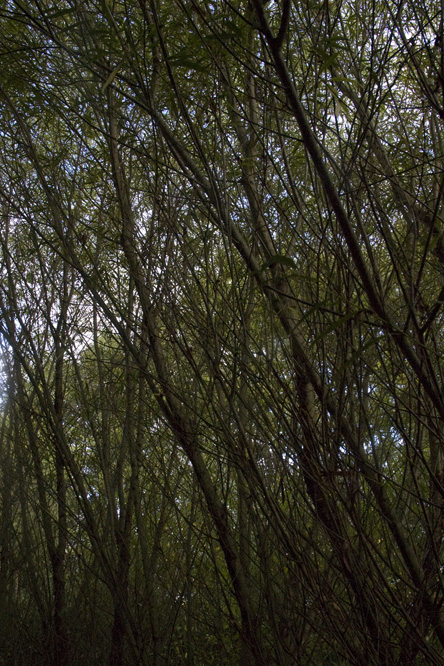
259 254 296 272
168 54 208 74
47 7 78 19
101 61 124 93
313 310 361 342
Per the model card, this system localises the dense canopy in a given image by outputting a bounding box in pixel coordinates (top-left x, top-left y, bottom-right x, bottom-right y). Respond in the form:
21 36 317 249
1 0 444 664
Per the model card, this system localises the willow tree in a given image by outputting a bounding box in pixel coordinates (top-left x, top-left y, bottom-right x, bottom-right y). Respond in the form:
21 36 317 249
1 0 444 664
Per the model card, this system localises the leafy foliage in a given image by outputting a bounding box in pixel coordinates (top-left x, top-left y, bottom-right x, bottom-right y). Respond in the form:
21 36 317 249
1 0 444 664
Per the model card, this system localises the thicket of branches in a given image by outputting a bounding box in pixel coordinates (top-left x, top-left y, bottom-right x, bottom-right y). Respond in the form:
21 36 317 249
1 0 444 664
